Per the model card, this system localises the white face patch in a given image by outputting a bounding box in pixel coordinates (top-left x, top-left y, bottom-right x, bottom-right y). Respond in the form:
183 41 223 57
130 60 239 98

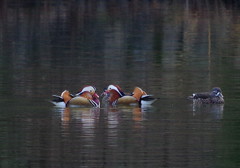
107 85 123 96
81 86 95 93
107 85 118 91
76 86 96 96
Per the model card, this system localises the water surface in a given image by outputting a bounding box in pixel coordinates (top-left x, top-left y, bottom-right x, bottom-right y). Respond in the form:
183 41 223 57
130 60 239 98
0 1 240 168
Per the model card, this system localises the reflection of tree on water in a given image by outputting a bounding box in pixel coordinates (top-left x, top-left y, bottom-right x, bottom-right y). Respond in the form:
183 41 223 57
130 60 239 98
1 0 239 99
191 102 224 120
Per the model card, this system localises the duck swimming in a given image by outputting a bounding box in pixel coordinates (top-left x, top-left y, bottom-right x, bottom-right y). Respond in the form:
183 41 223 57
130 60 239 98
51 86 100 107
188 87 224 104
102 84 157 106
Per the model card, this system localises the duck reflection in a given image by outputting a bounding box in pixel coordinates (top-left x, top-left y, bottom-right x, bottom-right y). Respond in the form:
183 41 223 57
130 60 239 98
62 107 71 122
104 105 151 122
133 107 142 122
53 106 100 130
101 105 151 147
191 102 224 120
62 107 100 122
53 105 152 142
132 106 152 122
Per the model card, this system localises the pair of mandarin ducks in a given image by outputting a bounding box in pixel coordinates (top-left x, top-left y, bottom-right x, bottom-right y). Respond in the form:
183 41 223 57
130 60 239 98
51 85 224 108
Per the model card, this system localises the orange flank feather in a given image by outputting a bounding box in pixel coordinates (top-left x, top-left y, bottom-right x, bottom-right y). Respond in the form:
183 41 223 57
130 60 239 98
132 87 147 101
61 90 72 104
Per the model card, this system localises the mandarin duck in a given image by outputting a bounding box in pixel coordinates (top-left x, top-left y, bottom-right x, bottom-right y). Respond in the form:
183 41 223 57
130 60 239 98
51 86 100 107
188 87 224 104
102 84 157 106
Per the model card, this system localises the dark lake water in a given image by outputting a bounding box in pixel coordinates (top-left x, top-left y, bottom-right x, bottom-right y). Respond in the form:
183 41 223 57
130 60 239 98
1 0 240 167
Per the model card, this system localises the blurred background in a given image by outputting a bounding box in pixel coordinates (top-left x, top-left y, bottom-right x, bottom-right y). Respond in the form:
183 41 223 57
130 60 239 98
0 0 239 99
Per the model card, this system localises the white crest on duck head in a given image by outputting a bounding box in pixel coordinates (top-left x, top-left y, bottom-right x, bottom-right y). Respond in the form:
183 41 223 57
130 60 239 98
107 85 125 97
76 86 96 96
